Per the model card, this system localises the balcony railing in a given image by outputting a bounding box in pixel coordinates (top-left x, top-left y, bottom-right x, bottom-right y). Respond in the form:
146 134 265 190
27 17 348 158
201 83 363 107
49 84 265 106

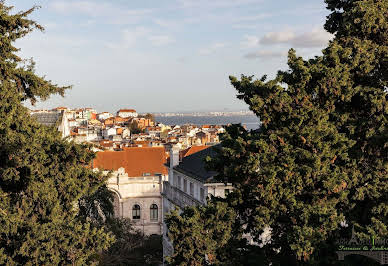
163 181 202 208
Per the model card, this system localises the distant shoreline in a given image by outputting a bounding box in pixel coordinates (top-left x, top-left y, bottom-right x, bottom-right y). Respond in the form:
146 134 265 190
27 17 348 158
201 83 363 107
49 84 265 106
150 111 255 117
154 115 260 130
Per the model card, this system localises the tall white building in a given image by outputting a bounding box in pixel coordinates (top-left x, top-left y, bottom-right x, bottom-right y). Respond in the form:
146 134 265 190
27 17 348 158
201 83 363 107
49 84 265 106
93 147 168 235
97 112 113 121
162 145 232 258
117 109 138 118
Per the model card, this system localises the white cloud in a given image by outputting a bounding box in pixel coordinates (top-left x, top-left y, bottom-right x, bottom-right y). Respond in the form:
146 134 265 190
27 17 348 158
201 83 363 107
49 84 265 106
177 0 261 9
260 28 333 48
290 28 333 48
232 24 258 30
199 43 227 55
260 31 295 45
122 27 149 46
105 27 149 49
240 35 260 48
234 13 272 22
154 19 182 30
50 1 112 16
243 50 287 59
106 28 174 48
148 35 175 46
49 1 152 24
80 19 96 27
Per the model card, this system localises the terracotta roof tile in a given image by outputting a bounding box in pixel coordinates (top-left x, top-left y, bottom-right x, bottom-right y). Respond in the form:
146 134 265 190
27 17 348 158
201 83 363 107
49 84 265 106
93 147 167 177
180 145 209 158
118 109 136 113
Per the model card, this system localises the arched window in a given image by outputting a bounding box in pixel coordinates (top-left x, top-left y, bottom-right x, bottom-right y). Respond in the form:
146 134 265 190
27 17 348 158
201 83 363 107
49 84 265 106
132 204 141 220
150 204 158 221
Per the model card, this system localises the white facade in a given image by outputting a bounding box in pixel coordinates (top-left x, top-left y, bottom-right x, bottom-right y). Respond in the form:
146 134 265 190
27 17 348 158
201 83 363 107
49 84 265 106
103 127 117 139
86 129 102 142
68 119 79 127
117 110 138 118
97 112 113 121
121 128 131 139
105 167 167 235
162 146 232 258
58 111 71 138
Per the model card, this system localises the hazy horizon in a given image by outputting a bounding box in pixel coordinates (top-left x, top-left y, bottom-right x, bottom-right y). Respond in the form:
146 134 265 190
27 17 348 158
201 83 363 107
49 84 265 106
27 104 254 115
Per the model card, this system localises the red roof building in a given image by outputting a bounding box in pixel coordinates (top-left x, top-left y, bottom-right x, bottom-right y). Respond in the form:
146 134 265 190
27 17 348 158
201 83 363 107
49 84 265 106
118 109 136 113
180 145 209 159
93 147 168 177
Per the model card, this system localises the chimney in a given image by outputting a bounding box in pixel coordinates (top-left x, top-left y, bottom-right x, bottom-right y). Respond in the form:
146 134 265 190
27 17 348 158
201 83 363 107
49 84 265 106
169 145 179 169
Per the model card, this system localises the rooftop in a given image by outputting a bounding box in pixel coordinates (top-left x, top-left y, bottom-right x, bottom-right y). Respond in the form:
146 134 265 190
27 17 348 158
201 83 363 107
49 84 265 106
174 144 220 183
93 147 167 177
180 145 209 159
118 109 136 113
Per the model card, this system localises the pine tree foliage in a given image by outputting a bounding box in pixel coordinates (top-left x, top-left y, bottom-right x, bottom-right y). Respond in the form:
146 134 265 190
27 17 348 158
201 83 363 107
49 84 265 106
0 3 114 265
100 218 163 266
166 201 240 265
78 183 115 225
204 0 387 264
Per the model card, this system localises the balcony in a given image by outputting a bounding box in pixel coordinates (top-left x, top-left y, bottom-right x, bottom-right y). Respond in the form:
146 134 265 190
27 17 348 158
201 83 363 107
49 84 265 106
162 181 202 208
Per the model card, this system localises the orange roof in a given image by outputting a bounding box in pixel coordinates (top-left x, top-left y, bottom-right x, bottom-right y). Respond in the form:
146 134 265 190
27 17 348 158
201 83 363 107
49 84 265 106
93 147 167 176
118 109 136 113
99 140 114 148
114 116 127 122
180 145 209 158
53 106 67 110
134 140 150 145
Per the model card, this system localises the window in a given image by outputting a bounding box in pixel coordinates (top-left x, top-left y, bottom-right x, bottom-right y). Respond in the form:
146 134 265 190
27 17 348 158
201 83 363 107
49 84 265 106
150 204 158 220
190 182 194 196
132 204 141 220
178 176 181 188
200 188 204 202
183 179 187 192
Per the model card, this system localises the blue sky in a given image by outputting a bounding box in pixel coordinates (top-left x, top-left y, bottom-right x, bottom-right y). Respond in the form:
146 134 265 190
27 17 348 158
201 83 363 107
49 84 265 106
11 0 332 113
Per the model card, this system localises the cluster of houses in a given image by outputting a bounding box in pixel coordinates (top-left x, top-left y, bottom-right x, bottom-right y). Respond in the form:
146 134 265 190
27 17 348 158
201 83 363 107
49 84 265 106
30 107 225 151
30 106 234 260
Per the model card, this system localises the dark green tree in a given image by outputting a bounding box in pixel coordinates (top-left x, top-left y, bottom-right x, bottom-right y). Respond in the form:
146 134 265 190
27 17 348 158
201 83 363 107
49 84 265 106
129 121 144 134
144 113 156 122
100 218 163 266
168 0 387 265
78 183 115 225
165 200 246 266
0 3 114 265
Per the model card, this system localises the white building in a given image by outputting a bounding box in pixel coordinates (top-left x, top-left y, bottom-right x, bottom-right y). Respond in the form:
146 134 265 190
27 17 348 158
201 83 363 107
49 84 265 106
162 145 233 258
86 128 102 142
121 128 131 139
117 109 138 118
93 147 168 235
97 112 113 121
103 127 117 139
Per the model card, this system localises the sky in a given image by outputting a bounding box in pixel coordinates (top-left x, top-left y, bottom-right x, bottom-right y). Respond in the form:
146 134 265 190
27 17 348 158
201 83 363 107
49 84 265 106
10 0 332 113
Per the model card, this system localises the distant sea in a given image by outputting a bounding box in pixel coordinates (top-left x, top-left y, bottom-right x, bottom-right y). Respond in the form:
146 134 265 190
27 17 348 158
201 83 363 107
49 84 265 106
155 115 260 131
